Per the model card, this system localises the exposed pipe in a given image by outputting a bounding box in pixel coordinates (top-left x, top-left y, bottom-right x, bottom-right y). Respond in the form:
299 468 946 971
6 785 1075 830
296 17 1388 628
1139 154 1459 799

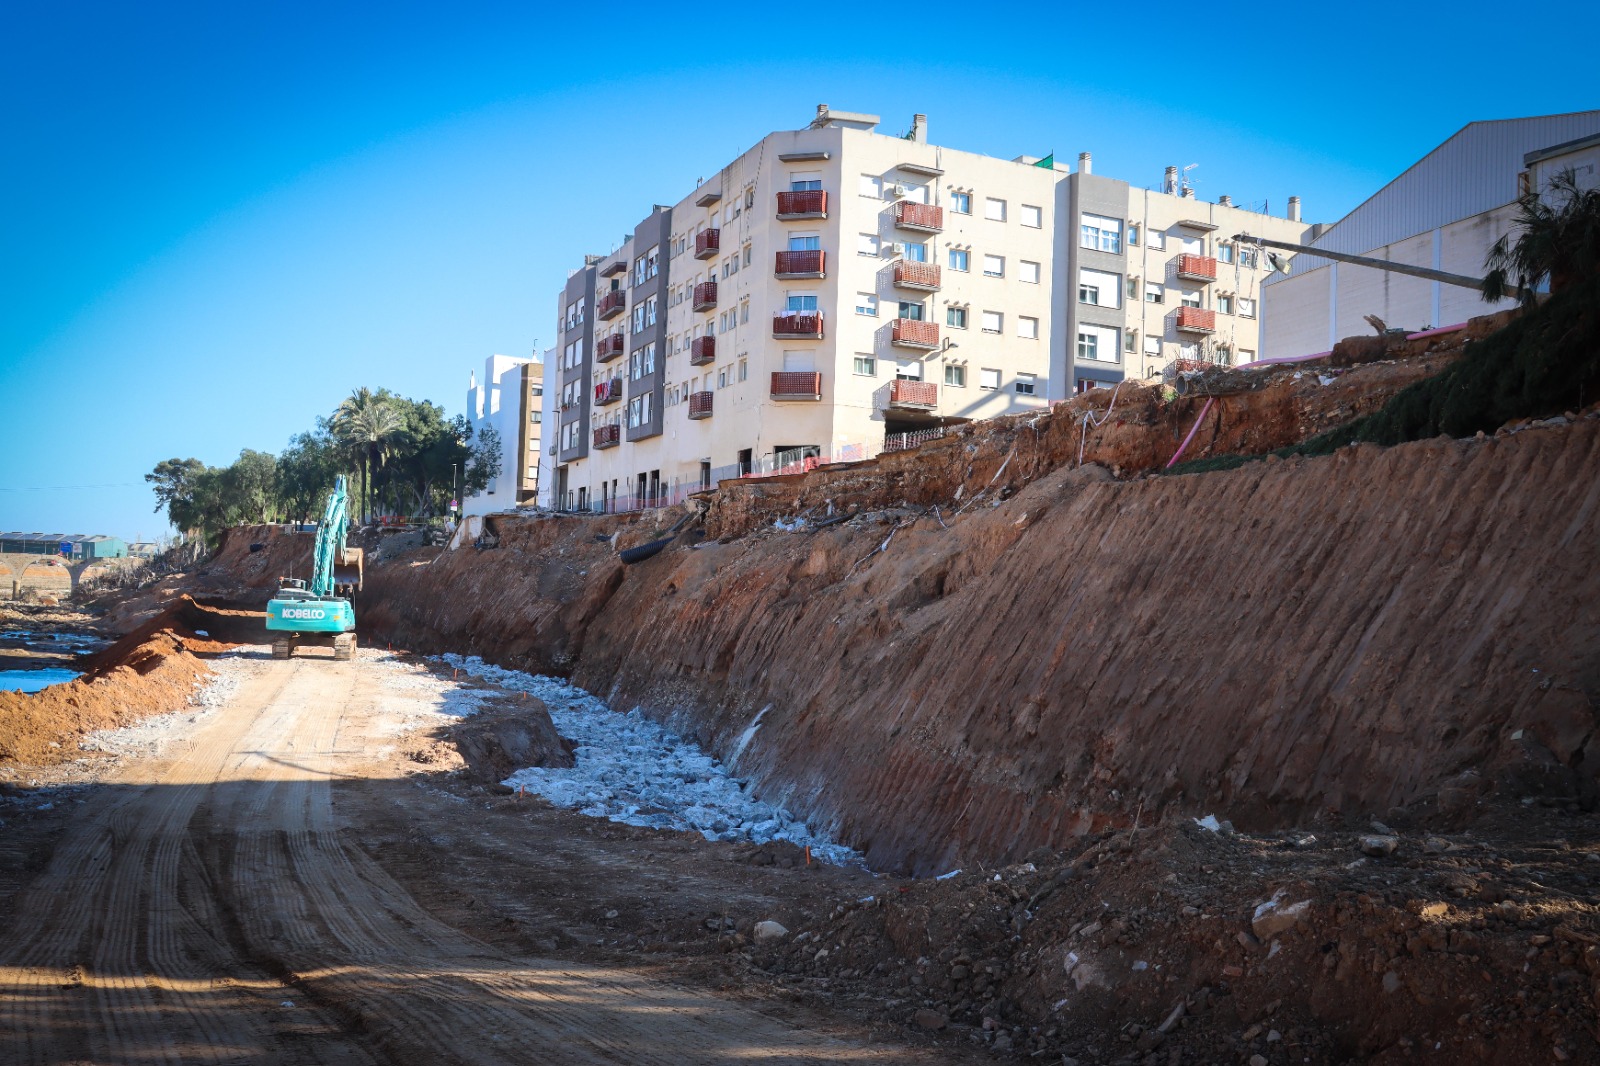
1165 398 1216 470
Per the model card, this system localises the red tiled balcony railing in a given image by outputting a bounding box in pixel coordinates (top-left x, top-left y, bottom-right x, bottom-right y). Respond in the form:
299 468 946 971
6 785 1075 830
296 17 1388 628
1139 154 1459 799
770 371 823 400
597 289 626 320
772 312 824 339
689 335 715 365
888 379 938 408
891 317 941 349
894 201 944 232
1175 306 1217 333
692 281 718 311
1175 254 1218 282
893 261 941 290
774 249 826 278
594 378 624 405
776 189 828 219
694 229 720 259
596 333 625 362
687 391 713 420
593 423 620 448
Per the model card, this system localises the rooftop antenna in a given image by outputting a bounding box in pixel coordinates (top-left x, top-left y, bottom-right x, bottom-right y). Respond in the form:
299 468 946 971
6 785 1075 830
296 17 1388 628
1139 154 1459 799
1181 163 1199 197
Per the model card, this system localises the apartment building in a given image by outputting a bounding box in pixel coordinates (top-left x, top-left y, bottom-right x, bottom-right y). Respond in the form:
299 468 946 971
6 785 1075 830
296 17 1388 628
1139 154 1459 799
548 105 1311 511
463 352 542 518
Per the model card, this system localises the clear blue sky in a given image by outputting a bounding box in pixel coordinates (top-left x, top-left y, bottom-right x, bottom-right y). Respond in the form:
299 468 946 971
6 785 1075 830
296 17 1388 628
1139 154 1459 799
3 0 1594 540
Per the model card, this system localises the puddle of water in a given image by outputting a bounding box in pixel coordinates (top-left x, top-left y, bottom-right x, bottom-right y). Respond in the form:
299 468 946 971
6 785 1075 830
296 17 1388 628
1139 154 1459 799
0 668 80 694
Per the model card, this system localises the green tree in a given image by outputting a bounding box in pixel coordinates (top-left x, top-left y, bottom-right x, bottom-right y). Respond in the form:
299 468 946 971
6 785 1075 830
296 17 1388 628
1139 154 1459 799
277 427 343 523
1484 170 1600 306
332 388 407 524
145 457 207 534
221 449 279 523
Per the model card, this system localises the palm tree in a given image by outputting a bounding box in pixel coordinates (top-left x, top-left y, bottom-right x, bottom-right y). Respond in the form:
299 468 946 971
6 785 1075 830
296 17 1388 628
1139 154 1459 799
333 389 406 524
1484 170 1600 307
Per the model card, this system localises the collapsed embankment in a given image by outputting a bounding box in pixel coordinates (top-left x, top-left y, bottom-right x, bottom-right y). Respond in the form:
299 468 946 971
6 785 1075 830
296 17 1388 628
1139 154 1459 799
0 597 252 764
357 411 1600 875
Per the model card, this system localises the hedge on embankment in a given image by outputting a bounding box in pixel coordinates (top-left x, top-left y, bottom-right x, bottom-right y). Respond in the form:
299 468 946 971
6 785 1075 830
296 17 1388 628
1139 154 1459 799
1170 278 1600 475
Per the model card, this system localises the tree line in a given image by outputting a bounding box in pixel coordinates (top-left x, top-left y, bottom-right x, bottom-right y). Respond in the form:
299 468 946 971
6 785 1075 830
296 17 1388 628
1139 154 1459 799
147 388 501 542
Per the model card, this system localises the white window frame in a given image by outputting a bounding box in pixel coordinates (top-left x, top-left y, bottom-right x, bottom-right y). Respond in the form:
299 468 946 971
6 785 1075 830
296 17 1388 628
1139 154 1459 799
1018 316 1039 340
944 364 966 387
1015 372 1037 395
979 368 1001 391
982 254 1005 278
1020 260 1041 285
853 355 876 376
858 232 880 257
984 197 1007 221
855 292 879 316
948 248 970 272
981 310 1003 334
1020 204 1042 228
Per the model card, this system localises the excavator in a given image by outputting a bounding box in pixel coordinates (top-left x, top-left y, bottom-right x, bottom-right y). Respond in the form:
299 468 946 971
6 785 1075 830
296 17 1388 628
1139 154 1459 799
264 475 363 661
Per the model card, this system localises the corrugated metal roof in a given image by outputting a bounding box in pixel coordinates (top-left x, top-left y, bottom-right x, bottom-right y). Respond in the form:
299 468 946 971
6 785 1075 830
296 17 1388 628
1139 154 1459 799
1270 111 1600 283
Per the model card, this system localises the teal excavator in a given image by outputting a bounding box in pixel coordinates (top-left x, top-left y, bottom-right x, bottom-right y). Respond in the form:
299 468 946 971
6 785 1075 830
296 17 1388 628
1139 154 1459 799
264 475 363 661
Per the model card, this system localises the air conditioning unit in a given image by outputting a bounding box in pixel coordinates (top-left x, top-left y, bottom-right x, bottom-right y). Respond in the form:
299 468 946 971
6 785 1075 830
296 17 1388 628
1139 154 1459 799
887 242 906 257
891 183 910 197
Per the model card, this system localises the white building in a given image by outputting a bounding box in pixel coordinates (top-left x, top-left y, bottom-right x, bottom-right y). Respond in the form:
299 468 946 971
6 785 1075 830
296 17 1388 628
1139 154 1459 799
1263 110 1600 358
549 106 1310 511
463 352 542 518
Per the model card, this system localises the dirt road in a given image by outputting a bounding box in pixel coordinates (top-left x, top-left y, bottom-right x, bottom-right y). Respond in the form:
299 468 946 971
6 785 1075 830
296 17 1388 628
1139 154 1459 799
0 652 947 1064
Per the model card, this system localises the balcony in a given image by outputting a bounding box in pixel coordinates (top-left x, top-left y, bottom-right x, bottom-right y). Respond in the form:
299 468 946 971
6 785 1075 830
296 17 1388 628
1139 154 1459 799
687 391 714 420
891 318 941 350
597 290 626 320
596 333 625 362
893 260 941 291
692 281 718 311
1175 254 1218 282
694 229 720 260
689 335 716 366
888 379 938 409
774 249 826 278
592 424 620 448
1175 306 1217 334
771 371 823 401
894 201 944 233
594 378 624 405
772 312 824 339
776 189 828 220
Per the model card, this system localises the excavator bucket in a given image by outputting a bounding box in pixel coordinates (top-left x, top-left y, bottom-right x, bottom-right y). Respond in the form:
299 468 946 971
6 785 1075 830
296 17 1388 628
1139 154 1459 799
334 546 364 596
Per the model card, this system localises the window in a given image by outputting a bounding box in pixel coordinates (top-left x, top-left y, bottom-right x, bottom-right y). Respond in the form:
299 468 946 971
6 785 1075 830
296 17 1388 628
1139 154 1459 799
790 174 822 191
898 300 925 321
782 350 815 371
646 294 658 326
1216 294 1233 315
946 306 968 329
1180 290 1202 308
1124 332 1136 354
855 292 879 316
1239 248 1260 270
1020 204 1042 228
1015 373 1037 395
858 232 880 256
981 310 1002 334
740 299 750 324
1079 268 1121 307
1077 324 1121 362
743 243 753 266
1125 277 1139 300
982 254 1005 277
853 355 876 376
1128 224 1140 246
1079 213 1123 253
1218 243 1234 264
948 248 970 271
1179 235 1203 255
951 191 972 214
634 254 648 287
1144 282 1165 304
718 368 729 388
903 241 928 262
633 304 646 334
859 173 883 198
979 368 1001 391
739 359 748 381
1179 341 1199 360
787 294 818 312
1020 260 1041 284
895 359 922 381
1018 316 1039 340
1238 297 1256 318
788 234 821 251
1239 348 1256 363
944 364 966 387
898 182 931 204
1146 229 1166 251
1144 336 1161 356
984 197 1007 221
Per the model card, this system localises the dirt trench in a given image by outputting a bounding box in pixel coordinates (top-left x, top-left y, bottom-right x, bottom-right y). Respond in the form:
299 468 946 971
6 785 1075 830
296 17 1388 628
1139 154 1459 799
357 416 1600 877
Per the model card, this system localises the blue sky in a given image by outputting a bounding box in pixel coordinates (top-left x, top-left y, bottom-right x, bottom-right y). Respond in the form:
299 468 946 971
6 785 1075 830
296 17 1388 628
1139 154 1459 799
3 0 1594 539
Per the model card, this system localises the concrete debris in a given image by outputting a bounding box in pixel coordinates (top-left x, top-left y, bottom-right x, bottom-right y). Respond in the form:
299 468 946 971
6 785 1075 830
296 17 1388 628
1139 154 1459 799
1251 891 1312 939
1360 834 1400 857
753 920 789 941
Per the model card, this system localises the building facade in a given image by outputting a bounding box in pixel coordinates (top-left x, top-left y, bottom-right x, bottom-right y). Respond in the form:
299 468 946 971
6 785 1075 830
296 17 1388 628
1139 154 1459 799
463 352 542 518
549 106 1309 511
1263 111 1600 358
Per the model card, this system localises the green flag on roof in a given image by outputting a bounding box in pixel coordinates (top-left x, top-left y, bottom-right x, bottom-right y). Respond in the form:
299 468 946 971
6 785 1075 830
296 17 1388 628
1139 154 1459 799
1034 153 1054 169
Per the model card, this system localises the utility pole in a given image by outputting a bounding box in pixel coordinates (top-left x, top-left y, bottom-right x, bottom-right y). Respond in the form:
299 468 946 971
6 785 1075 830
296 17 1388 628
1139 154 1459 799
1233 233 1528 302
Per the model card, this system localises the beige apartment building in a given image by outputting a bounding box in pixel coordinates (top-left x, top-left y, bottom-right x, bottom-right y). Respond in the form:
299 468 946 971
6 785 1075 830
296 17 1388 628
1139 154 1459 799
547 105 1312 511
